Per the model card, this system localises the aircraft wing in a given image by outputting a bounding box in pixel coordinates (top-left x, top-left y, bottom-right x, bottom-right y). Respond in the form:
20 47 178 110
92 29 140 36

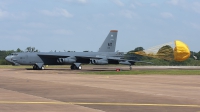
127 60 153 64
108 57 125 61
107 57 144 62
75 56 102 59
107 57 152 65
37 54 102 59
38 54 70 58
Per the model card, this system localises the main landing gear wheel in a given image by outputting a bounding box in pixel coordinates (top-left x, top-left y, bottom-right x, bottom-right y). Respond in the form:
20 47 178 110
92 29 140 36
33 64 45 70
70 64 75 70
33 65 37 70
70 64 82 70
78 65 82 70
41 66 45 70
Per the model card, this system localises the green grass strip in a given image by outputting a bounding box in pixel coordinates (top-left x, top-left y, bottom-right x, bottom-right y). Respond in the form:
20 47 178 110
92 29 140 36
83 70 200 75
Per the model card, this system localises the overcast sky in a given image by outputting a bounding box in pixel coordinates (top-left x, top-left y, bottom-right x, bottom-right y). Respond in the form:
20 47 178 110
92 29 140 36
0 0 200 52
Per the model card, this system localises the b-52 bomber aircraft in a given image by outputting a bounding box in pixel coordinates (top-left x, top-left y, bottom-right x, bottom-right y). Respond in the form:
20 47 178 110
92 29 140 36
5 30 141 70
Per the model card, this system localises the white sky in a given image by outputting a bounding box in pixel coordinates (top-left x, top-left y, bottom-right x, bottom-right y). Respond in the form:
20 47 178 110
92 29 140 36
0 0 200 52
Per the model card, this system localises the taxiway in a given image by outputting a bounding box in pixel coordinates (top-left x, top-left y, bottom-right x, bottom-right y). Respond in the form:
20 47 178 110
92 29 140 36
0 66 200 112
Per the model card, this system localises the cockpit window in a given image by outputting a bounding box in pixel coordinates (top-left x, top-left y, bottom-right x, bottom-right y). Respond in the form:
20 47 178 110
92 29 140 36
9 53 18 56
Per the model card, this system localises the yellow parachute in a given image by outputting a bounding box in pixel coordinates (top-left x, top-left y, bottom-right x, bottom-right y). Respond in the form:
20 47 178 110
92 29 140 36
134 40 190 61
174 40 190 61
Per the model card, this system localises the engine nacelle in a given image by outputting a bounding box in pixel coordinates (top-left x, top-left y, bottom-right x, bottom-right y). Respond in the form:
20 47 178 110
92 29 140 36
57 57 76 64
90 59 108 65
119 61 131 65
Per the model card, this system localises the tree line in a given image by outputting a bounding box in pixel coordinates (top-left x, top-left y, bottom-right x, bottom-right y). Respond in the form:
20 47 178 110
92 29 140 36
1 46 200 65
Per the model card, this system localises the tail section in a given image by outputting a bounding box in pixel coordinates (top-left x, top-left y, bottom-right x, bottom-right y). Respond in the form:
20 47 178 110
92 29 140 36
98 30 118 52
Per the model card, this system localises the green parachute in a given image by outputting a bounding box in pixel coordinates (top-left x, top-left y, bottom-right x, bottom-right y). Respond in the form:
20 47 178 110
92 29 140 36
134 40 190 61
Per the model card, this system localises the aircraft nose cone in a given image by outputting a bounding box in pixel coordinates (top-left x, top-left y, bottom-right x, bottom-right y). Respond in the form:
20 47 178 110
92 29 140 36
5 56 10 62
5 56 8 61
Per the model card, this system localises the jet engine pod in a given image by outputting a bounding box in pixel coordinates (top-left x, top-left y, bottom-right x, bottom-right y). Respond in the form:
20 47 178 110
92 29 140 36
57 57 76 64
119 61 131 65
90 59 108 65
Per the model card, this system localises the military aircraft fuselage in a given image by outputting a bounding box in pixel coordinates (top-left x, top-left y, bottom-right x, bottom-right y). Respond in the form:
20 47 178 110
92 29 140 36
5 52 124 66
5 30 140 70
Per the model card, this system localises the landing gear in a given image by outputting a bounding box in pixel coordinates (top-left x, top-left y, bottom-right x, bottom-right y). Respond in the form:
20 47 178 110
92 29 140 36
129 65 132 70
33 63 44 70
70 64 76 70
41 66 45 70
78 65 82 70
33 64 37 70
70 63 82 70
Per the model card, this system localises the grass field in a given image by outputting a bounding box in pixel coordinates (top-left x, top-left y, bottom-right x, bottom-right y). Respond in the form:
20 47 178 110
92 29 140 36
0 65 32 69
84 70 200 75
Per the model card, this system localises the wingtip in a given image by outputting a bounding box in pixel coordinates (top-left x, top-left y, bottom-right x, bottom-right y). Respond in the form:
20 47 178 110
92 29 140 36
110 30 118 32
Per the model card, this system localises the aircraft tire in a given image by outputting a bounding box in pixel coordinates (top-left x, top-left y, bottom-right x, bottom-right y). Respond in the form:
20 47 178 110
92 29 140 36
33 65 37 70
33 64 44 70
41 66 45 70
37 66 44 70
78 65 82 70
70 64 75 70
71 64 82 70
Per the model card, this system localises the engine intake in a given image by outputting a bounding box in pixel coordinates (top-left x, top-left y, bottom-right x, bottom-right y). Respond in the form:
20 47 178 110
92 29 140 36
90 59 108 65
57 57 76 64
119 61 132 65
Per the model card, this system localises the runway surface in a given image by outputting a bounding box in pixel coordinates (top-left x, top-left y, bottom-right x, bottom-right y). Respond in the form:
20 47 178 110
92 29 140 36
0 66 200 112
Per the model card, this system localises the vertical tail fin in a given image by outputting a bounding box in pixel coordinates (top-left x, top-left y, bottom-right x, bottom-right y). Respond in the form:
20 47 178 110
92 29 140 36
98 30 118 52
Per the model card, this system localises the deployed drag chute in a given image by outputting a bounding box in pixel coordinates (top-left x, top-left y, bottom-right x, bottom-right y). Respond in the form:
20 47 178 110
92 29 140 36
174 40 190 61
134 40 190 61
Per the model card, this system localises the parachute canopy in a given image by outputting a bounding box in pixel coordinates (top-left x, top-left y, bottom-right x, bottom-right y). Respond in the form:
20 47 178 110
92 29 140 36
133 40 190 61
174 40 190 61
